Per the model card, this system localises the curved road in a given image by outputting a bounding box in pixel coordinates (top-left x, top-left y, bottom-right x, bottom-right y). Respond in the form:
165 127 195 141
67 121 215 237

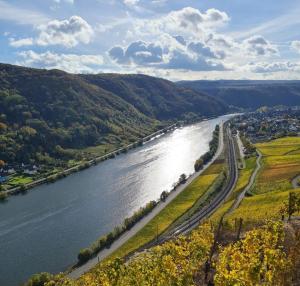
230 150 262 212
292 175 300 189
68 122 226 279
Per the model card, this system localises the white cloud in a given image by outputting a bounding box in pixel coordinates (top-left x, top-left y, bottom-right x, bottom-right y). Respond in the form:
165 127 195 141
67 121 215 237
9 37 34 48
132 7 229 39
248 61 300 73
36 16 93 47
109 41 163 65
10 16 94 48
109 36 227 71
291 41 300 53
17 50 103 73
123 0 139 6
243 35 278 56
54 0 74 4
0 0 50 25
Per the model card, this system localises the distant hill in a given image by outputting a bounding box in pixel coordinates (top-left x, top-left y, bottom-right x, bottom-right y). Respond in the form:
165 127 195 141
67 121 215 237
177 80 300 109
0 64 227 165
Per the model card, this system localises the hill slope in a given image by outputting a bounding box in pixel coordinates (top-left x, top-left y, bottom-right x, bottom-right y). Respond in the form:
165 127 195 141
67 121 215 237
177 80 300 109
0 64 227 165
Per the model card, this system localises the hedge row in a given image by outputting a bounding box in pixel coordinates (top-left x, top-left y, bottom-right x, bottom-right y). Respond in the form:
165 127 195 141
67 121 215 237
77 200 157 264
194 125 220 172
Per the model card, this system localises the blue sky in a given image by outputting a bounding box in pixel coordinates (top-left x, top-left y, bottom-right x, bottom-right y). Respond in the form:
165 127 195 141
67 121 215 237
1 0 300 80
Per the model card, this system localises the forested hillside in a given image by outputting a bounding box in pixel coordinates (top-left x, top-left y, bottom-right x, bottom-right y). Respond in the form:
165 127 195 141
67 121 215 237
177 80 300 109
0 64 227 166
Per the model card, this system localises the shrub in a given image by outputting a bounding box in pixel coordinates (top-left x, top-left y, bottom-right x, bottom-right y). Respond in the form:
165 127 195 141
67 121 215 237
78 248 92 264
24 272 53 286
0 192 8 201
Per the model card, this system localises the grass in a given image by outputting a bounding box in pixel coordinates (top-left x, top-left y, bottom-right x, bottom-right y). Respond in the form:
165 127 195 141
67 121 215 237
104 161 224 261
253 137 300 195
8 175 33 186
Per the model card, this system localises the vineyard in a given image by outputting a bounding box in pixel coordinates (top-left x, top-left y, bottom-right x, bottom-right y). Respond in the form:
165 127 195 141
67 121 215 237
26 220 300 286
25 137 300 285
254 137 300 194
223 137 300 228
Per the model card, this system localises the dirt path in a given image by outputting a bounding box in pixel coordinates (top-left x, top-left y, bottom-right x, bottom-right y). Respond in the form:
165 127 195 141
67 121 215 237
230 150 262 212
292 175 300 189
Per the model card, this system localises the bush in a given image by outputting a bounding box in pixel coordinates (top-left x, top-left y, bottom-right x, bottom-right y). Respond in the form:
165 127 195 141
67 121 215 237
160 190 169 202
179 173 187 184
77 200 158 264
194 158 204 172
0 192 7 201
78 248 92 264
24 272 52 286
194 125 219 172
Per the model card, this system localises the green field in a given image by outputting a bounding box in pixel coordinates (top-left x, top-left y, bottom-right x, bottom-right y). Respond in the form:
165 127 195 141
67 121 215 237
7 175 33 187
105 161 224 261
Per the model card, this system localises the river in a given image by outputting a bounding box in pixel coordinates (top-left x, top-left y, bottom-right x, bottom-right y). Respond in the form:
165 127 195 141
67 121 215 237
0 114 232 286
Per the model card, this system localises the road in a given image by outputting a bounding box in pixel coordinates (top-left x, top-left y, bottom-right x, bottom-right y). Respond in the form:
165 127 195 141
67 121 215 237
292 175 300 189
68 122 226 279
230 149 262 212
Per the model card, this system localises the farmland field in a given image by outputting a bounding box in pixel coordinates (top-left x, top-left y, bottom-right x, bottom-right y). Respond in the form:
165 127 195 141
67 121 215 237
253 137 300 194
223 137 300 228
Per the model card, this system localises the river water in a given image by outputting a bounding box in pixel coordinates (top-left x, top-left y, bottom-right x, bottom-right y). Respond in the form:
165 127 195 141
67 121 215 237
0 114 232 286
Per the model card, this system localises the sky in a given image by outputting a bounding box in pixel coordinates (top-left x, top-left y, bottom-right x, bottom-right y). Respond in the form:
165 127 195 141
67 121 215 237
1 0 300 80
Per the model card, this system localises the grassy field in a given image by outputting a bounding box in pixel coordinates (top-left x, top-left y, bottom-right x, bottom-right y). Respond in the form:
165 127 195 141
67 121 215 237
253 137 300 194
7 175 33 186
105 161 225 261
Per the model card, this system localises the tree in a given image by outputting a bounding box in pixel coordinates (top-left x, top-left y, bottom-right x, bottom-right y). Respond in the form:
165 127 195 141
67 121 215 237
24 272 53 286
0 160 5 168
194 158 204 172
0 122 7 133
179 173 187 184
284 192 300 220
160 190 168 202
78 248 92 264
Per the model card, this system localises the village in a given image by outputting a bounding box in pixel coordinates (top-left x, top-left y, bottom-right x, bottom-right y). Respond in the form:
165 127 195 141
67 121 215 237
232 106 300 143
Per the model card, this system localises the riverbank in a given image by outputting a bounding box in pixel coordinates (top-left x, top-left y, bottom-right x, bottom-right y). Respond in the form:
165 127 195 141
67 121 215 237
2 122 181 198
68 122 226 279
0 115 234 286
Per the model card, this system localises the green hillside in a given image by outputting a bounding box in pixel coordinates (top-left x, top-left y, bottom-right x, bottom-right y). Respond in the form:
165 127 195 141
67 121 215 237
0 63 227 166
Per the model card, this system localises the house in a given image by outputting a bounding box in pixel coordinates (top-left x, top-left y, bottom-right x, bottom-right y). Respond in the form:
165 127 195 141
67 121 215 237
23 165 39 175
0 176 7 183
